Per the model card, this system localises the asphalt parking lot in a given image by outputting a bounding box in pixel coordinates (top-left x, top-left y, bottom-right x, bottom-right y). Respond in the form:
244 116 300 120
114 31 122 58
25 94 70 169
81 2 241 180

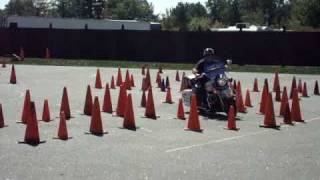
0 65 320 180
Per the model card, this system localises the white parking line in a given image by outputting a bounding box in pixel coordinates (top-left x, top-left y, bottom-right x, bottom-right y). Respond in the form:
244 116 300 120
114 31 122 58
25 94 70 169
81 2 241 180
165 130 269 153
165 116 320 153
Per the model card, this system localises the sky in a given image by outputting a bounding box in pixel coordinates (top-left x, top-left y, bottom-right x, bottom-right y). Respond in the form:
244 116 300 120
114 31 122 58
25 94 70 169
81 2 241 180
0 0 207 15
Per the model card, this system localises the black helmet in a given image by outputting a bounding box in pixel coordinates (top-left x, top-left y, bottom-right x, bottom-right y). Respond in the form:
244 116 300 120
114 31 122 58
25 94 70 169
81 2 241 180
203 48 215 57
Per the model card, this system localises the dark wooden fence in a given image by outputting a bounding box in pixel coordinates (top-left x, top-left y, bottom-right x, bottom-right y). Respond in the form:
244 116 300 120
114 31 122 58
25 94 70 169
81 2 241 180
0 28 320 66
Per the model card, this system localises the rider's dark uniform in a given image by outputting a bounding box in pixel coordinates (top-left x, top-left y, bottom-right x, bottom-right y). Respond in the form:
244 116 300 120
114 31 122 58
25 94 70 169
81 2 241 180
194 56 226 107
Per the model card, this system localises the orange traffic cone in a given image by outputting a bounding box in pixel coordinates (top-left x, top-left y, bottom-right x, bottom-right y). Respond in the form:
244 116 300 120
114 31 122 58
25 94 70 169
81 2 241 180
164 87 174 104
21 89 31 124
264 78 269 91
275 87 281 102
89 96 107 135
156 72 161 84
141 90 147 108
273 72 280 92
176 98 186 120
236 81 247 113
20 47 25 61
102 83 113 113
141 77 148 91
257 83 268 114
116 84 127 117
60 87 71 119
95 69 103 89
233 80 237 90
290 77 297 99
302 82 309 97
116 67 123 86
253 78 259 92
260 93 280 129
158 66 163 73
291 88 304 123
185 94 203 132
144 87 157 119
56 111 69 140
124 70 131 90
244 89 253 107
279 86 289 117
21 102 45 145
282 102 293 125
176 70 180 82
10 64 17 84
123 94 136 130
166 76 170 88
142 65 146 75
297 79 303 93
314 80 320 95
145 68 151 89
42 99 52 122
225 105 239 130
0 104 7 128
130 74 135 87
110 75 116 89
45 48 50 59
180 78 186 92
83 85 93 116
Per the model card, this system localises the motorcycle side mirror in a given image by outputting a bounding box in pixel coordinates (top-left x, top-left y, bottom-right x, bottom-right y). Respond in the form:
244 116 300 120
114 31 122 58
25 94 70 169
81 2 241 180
226 59 232 65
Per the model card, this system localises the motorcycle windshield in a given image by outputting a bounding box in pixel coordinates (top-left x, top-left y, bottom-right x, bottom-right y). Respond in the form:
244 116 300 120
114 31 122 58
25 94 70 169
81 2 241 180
204 60 226 79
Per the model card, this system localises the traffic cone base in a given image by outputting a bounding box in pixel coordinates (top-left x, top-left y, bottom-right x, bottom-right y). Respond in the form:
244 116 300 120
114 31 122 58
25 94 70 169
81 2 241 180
259 124 280 129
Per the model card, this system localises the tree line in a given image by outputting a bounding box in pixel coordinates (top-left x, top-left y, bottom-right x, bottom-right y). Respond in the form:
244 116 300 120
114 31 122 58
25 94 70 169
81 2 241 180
162 0 320 31
0 0 319 30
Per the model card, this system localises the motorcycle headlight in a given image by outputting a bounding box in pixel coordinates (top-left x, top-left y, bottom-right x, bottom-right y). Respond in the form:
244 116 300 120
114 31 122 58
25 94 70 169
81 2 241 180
217 78 227 87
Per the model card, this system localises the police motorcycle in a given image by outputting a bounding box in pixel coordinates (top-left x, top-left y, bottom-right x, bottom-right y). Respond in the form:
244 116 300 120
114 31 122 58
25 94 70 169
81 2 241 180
181 59 236 115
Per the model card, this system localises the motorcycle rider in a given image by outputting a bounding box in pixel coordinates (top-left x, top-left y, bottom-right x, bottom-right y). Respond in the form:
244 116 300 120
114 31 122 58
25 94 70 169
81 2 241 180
192 48 226 108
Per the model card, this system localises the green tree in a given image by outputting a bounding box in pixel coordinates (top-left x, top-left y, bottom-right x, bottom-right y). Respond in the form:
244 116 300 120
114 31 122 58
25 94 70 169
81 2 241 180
206 0 228 22
5 0 37 16
188 17 211 31
227 0 242 25
162 2 208 31
105 0 156 21
291 0 320 28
